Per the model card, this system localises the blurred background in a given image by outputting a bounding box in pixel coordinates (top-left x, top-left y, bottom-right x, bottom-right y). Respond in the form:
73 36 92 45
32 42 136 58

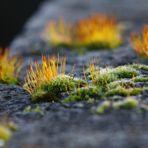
1 0 148 48
0 0 43 47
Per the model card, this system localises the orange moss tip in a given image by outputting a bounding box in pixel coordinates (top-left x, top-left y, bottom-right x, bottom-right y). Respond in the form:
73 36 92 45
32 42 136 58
24 55 67 94
73 14 121 47
45 14 122 49
131 25 148 58
0 48 22 84
45 18 72 46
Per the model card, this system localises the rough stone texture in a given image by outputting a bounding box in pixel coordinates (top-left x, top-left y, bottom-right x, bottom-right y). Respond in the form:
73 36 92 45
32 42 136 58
0 0 147 148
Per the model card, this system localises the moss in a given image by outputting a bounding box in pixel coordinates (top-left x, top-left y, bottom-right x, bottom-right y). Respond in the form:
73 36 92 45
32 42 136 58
32 89 49 102
107 80 135 90
96 101 110 114
63 85 102 103
140 104 148 111
86 65 140 88
85 66 100 79
52 41 121 50
112 66 140 78
24 105 43 115
0 49 22 85
94 69 118 87
87 67 118 87
7 122 17 132
105 86 147 97
0 77 18 85
129 87 148 95
113 97 138 110
45 15 122 50
131 64 148 71
67 64 147 104
105 86 129 97
133 76 148 82
0 125 11 142
31 75 86 102
131 26 148 57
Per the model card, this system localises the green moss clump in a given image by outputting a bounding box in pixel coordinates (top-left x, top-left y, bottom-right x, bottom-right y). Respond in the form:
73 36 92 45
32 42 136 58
96 98 138 114
0 121 17 144
59 63 148 113
24 105 43 115
63 85 102 103
32 75 87 102
0 77 18 85
129 87 148 95
113 97 138 110
94 68 118 87
105 86 129 97
96 101 110 114
85 66 100 80
0 125 11 142
85 65 140 88
107 80 135 90
112 66 140 79
133 76 148 82
131 64 148 71
105 86 147 97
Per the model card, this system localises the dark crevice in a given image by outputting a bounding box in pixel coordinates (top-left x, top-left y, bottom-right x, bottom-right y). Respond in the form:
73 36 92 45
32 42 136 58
0 0 44 47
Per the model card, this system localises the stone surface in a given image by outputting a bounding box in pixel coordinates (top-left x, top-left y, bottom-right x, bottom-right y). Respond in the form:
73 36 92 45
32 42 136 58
0 0 148 148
